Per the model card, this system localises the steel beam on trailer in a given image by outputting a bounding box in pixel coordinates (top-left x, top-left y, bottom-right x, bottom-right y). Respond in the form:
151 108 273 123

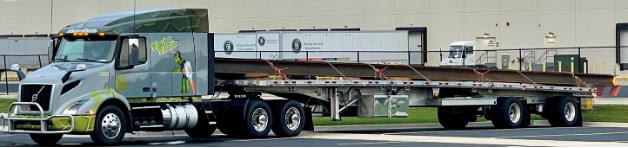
214 58 615 87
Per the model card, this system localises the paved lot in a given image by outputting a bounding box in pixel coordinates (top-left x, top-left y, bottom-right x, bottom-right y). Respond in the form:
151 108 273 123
1 121 628 147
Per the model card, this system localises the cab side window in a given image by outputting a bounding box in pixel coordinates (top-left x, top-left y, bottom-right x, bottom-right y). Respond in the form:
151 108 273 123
119 38 147 67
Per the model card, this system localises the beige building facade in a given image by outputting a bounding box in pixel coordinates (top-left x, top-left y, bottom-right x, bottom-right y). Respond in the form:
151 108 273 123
1 0 628 73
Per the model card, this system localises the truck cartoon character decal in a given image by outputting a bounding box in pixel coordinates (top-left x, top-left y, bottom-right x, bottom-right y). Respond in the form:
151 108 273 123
173 50 196 94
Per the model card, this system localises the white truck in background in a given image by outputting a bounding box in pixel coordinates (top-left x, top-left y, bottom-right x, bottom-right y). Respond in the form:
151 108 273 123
439 38 499 69
214 30 422 65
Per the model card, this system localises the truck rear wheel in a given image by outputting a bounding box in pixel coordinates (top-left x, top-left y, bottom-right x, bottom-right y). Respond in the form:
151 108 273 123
491 98 524 128
437 106 475 129
271 100 305 137
30 134 63 145
90 105 126 145
546 97 580 127
242 99 273 138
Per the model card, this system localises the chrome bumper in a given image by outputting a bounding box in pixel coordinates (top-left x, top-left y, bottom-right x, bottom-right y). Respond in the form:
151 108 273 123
0 102 74 134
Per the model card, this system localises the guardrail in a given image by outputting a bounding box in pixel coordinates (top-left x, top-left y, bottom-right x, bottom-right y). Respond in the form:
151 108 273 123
215 46 620 75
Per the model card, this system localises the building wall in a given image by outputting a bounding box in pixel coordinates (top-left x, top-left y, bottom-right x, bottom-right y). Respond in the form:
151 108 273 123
0 0 625 70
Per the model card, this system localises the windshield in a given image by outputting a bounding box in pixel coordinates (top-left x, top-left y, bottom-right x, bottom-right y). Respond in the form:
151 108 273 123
53 38 116 63
448 46 463 58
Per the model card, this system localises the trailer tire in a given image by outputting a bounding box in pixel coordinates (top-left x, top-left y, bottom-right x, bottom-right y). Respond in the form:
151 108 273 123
242 99 273 138
491 98 524 128
437 107 471 129
271 100 305 137
546 97 580 127
30 134 63 146
90 105 126 145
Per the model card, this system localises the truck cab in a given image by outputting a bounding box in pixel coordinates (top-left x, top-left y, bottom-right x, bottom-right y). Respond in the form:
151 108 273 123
2 8 218 145
439 41 476 68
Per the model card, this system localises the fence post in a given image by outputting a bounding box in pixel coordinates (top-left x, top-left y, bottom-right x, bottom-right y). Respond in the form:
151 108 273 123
439 48 442 62
519 49 522 71
38 55 42 68
4 55 8 95
578 47 581 73
356 51 360 63
306 51 309 62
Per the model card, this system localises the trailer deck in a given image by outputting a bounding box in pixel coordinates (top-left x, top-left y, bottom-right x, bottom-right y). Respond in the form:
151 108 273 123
214 58 615 87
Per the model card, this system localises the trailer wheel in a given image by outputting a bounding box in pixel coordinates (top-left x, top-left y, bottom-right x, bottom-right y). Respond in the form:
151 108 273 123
90 105 126 145
271 100 305 137
242 99 273 138
437 106 473 129
491 98 524 128
30 134 63 145
546 97 580 127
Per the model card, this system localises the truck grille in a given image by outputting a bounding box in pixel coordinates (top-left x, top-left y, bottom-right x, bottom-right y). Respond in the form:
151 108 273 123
19 85 53 111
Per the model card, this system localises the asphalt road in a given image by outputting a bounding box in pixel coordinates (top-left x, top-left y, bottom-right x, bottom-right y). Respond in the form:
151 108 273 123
1 122 627 147
0 83 17 93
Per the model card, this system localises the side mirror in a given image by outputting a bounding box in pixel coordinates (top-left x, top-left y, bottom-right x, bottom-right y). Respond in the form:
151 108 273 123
10 64 19 71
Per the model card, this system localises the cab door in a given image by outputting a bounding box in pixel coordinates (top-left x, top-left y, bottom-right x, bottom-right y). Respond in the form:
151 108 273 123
115 36 151 98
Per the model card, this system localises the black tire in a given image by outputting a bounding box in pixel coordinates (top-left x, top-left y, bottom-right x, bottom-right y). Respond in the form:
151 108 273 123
90 105 126 145
185 109 217 138
271 100 306 137
491 98 524 128
30 134 63 145
241 99 273 138
546 97 580 127
217 118 240 137
437 106 473 129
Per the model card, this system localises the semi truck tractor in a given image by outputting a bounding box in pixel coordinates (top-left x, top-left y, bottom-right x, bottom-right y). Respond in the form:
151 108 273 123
0 8 616 146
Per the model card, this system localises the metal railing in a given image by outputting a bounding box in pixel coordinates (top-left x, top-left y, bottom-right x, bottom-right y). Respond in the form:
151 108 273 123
0 46 623 94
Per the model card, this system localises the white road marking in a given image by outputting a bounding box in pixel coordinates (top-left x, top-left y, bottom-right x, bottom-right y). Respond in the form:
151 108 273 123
495 131 628 139
297 133 628 147
148 140 186 145
383 126 585 135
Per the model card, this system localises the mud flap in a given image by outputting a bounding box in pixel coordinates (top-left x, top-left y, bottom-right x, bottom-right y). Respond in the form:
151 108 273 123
575 101 583 126
522 103 531 127
303 106 314 131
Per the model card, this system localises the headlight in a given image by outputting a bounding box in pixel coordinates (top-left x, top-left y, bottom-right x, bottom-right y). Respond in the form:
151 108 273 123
62 100 88 115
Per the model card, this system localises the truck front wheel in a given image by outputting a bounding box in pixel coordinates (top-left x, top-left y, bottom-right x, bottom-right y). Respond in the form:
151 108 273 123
271 100 305 137
30 134 63 145
90 105 126 145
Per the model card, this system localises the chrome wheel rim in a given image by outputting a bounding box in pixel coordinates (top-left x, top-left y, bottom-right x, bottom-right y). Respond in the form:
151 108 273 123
252 108 269 132
565 102 576 121
101 113 121 139
509 103 521 123
285 107 301 131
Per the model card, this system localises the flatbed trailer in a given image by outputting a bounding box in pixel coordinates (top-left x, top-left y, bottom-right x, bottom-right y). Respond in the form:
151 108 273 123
0 8 615 146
